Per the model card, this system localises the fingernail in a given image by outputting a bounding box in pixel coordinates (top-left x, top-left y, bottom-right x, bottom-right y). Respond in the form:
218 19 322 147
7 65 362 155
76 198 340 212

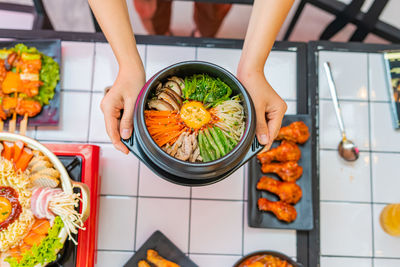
258 134 268 145
121 129 131 139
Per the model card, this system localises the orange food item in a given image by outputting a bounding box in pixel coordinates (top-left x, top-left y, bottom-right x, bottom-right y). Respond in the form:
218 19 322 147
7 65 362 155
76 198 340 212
145 110 186 147
257 140 301 164
18 58 42 73
276 121 310 144
13 140 25 162
239 254 294 267
0 196 12 223
180 101 211 130
2 141 15 160
19 243 32 253
8 247 22 260
258 198 297 223
16 98 42 117
2 72 21 94
147 249 180 267
23 231 46 246
261 161 303 183
15 147 33 171
31 218 50 235
257 176 302 205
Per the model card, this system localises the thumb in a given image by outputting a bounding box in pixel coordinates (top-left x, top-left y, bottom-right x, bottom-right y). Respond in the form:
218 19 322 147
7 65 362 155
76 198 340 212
120 98 135 139
255 107 269 146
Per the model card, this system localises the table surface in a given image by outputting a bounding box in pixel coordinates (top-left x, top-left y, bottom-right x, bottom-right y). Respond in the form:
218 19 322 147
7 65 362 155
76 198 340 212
26 38 301 267
311 42 400 267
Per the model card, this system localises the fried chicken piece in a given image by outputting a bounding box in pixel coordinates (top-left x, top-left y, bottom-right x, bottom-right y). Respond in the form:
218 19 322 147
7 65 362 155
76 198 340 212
16 98 42 117
257 140 301 164
147 249 180 267
2 96 17 117
261 161 303 182
276 121 310 144
257 176 302 204
258 198 297 222
138 260 151 267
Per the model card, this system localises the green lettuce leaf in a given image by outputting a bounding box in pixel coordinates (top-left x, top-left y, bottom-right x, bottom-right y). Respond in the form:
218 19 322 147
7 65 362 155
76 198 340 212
5 217 65 267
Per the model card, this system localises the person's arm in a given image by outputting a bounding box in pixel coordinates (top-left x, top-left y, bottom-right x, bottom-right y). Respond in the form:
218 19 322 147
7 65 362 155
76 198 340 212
237 0 294 151
88 0 145 154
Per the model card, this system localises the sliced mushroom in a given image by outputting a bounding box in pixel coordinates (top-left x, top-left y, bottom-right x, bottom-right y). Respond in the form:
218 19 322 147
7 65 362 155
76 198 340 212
162 88 182 107
155 82 163 94
164 80 182 96
168 76 185 90
148 99 174 111
158 91 180 110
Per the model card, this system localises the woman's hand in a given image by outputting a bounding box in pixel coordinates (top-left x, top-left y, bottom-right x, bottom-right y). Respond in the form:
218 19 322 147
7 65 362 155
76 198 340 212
238 70 287 152
101 68 146 154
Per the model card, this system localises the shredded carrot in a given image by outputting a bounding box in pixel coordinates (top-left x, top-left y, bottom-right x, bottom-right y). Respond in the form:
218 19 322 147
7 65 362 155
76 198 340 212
145 111 188 147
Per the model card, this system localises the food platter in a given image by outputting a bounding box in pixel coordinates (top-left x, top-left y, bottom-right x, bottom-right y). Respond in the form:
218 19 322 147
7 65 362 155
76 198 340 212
124 231 198 267
0 39 61 126
0 132 90 266
247 114 313 230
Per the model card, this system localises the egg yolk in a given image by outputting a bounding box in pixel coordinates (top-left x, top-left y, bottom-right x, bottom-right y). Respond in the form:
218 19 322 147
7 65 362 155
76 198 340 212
180 101 211 129
0 196 12 223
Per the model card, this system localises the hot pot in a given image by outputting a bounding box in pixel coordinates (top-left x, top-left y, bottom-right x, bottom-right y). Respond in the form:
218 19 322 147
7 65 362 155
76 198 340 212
122 61 263 186
234 250 303 267
0 132 90 266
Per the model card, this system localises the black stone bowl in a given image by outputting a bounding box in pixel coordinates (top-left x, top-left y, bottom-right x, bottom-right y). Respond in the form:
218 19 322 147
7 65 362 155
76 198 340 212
122 61 263 186
234 251 303 267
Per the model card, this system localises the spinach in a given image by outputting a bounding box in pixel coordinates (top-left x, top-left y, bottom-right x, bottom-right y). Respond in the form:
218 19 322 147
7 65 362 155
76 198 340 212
183 74 232 106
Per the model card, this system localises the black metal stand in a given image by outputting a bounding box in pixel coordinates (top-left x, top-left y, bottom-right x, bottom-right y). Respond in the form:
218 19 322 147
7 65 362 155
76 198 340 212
283 0 396 43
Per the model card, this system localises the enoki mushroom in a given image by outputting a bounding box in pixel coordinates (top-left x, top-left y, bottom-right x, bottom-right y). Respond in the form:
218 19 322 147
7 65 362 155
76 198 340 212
49 191 85 244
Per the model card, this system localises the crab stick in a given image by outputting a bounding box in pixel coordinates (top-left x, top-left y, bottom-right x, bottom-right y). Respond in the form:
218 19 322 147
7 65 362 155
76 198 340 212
13 140 24 162
2 141 14 160
15 147 33 171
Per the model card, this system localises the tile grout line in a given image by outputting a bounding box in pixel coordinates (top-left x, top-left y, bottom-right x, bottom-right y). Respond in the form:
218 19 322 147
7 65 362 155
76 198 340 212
87 42 97 143
133 162 141 251
320 199 391 205
97 249 135 253
241 165 246 256
319 97 390 104
321 254 400 260
188 186 192 255
367 53 376 263
319 148 400 154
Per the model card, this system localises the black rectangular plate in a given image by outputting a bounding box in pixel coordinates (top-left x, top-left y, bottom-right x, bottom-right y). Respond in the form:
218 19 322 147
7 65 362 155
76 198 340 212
248 114 314 230
124 231 198 267
0 39 61 126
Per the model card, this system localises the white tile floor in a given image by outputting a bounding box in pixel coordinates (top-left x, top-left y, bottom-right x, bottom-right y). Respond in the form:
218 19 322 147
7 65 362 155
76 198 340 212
317 49 400 266
27 40 300 266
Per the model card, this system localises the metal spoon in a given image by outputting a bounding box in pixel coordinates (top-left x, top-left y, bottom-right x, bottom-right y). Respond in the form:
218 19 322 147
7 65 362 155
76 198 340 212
323 62 359 161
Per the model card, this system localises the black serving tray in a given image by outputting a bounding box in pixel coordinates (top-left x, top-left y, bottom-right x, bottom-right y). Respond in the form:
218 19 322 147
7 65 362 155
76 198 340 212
248 114 313 230
124 231 198 267
0 39 61 126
